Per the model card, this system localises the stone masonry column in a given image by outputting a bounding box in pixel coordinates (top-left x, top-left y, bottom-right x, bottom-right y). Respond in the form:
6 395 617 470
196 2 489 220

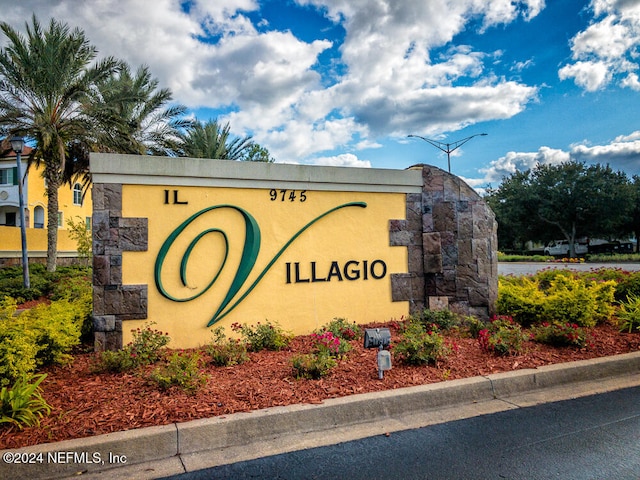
391 165 497 320
92 183 149 351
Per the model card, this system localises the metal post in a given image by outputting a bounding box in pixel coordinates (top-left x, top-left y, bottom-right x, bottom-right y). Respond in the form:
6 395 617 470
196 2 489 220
11 136 30 289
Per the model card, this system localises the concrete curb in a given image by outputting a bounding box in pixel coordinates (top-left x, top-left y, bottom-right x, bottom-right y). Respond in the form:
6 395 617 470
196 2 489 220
2 351 640 480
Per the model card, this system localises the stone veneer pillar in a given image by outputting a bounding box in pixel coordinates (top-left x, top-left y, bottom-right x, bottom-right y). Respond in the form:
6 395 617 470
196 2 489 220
92 183 148 351
390 165 498 320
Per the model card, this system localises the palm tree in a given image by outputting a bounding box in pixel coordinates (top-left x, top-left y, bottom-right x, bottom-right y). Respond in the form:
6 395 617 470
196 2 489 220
86 64 189 156
181 119 253 160
0 15 119 271
67 63 190 192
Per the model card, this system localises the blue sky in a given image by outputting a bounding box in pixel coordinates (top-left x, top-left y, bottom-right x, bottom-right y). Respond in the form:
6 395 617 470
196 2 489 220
3 0 640 189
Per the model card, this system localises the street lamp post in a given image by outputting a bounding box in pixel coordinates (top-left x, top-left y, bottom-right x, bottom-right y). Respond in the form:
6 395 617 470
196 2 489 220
10 135 30 289
408 133 488 173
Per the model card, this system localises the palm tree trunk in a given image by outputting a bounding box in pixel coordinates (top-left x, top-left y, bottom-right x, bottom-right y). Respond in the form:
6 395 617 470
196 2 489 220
45 164 61 272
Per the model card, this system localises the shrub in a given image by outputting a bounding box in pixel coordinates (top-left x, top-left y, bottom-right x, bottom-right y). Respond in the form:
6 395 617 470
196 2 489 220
617 295 640 333
415 309 460 332
0 321 39 387
497 276 546 327
459 316 488 338
531 322 588 348
0 296 17 320
150 351 207 394
0 274 51 304
93 323 170 373
542 276 615 327
614 271 640 303
498 273 615 327
128 323 171 365
311 331 350 357
231 321 292 352
478 316 528 356
317 317 361 341
20 300 83 367
206 327 249 367
0 374 51 429
394 322 450 366
92 349 137 373
291 353 336 379
0 298 82 386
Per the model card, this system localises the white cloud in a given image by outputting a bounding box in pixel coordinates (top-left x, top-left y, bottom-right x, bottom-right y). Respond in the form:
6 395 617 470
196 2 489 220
571 133 640 171
621 72 640 90
2 0 543 165
471 131 640 188
301 153 372 168
560 0 640 90
479 146 570 183
558 60 612 91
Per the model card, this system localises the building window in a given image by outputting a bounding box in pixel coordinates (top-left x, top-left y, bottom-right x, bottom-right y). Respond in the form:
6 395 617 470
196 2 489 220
33 206 45 228
57 211 63 228
85 216 92 230
73 183 83 205
5 212 16 226
0 168 14 185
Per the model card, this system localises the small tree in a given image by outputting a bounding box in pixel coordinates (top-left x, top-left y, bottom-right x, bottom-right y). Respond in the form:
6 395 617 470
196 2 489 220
66 216 92 266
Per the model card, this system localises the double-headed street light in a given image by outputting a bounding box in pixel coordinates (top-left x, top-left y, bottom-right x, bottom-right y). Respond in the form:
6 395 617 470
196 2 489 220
10 135 30 289
408 133 488 173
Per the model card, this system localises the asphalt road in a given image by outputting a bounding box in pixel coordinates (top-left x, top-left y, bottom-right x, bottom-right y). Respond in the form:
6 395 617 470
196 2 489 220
161 386 640 480
498 262 640 276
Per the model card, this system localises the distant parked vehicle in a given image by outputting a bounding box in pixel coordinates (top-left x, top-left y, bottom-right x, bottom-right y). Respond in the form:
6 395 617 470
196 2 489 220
544 240 588 257
587 240 634 255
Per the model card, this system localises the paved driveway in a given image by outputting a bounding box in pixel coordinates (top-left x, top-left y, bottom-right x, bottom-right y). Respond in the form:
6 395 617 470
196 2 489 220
498 262 640 276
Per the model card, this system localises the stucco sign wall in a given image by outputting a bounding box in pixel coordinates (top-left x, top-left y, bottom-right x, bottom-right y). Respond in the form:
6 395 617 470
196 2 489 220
90 154 498 350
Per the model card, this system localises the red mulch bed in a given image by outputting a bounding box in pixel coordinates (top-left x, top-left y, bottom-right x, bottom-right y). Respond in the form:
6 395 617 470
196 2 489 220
1 321 639 450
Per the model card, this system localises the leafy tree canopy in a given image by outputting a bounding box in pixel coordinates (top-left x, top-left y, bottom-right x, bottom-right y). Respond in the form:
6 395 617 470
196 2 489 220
485 161 633 256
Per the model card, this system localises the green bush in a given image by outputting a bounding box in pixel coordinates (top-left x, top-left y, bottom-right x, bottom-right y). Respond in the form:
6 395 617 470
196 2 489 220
93 323 171 373
128 323 171 365
291 353 336 379
19 300 82 367
0 319 39 387
459 316 488 338
0 297 82 386
531 322 588 348
317 317 362 341
0 275 51 304
92 349 137 373
231 321 292 352
310 330 351 357
150 351 207 394
206 327 249 367
498 273 615 327
543 276 615 327
414 309 460 332
497 276 547 327
617 295 640 333
614 271 640 303
394 322 450 366
478 316 528 356
0 373 51 430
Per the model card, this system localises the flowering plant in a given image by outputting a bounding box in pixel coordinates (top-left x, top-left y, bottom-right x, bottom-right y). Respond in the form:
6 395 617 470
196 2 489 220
478 316 528 356
531 322 588 348
311 331 342 356
319 317 362 341
394 322 450 366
